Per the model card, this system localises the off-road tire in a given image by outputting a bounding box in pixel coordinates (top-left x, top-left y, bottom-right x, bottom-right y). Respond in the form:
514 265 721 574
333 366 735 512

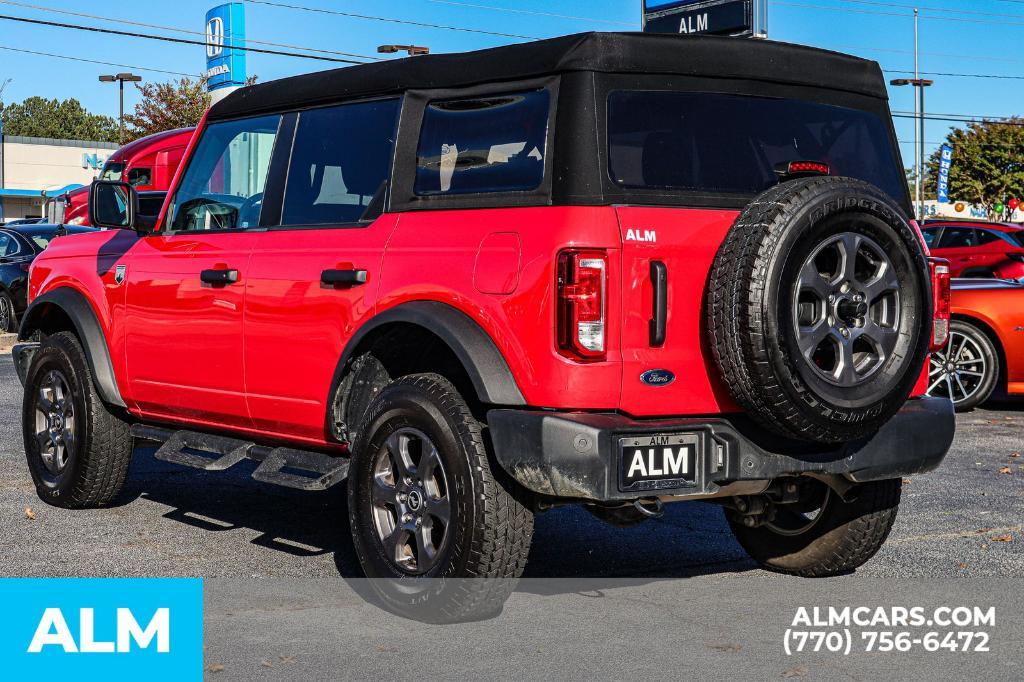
707 177 931 443
23 331 133 508
726 479 901 576
348 373 534 622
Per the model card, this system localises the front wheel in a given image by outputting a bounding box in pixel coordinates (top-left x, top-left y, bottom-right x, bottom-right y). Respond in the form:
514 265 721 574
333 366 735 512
22 332 134 508
348 373 534 622
927 320 1000 412
726 478 901 576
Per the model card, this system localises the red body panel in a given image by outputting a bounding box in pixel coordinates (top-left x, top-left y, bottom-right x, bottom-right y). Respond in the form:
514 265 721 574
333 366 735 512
926 221 1024 279
29 195 936 445
614 207 741 416
950 286 1024 396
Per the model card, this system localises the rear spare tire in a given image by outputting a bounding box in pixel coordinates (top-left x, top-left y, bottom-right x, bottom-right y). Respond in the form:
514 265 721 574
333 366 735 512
707 177 931 443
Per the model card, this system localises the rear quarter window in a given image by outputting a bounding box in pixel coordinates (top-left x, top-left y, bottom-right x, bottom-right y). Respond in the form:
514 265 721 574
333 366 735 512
607 91 906 205
414 90 549 196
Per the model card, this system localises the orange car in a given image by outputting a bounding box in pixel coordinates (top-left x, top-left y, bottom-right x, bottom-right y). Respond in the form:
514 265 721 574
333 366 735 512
927 279 1024 410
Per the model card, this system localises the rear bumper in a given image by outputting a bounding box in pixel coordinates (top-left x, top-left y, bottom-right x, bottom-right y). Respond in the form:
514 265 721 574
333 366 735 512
487 397 955 503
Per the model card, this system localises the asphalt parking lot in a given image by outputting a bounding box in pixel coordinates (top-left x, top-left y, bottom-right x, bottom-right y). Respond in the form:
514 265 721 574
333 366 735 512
1 355 1021 678
1 354 1020 581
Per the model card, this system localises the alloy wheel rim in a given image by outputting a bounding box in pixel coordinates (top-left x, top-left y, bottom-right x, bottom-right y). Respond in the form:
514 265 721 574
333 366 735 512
927 331 988 405
793 231 902 388
33 369 76 476
369 427 452 575
0 296 10 332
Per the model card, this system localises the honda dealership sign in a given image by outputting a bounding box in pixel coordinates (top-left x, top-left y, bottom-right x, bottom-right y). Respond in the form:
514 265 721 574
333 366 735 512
205 2 246 96
643 0 755 37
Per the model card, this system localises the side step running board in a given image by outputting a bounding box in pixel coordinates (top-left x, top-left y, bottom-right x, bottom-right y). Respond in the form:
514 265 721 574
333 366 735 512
131 425 349 491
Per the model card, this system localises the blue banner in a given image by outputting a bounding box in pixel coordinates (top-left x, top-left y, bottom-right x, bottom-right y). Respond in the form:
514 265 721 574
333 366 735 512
205 2 247 91
937 144 953 203
0 578 203 681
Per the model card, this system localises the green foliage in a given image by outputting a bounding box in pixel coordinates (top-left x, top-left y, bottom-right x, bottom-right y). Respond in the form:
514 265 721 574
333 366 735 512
124 76 258 141
0 96 118 142
924 118 1024 219
123 77 211 140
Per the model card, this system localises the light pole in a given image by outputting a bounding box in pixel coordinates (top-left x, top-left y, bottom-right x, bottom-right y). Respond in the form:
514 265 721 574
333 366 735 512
377 44 430 56
891 77 934 220
99 72 141 144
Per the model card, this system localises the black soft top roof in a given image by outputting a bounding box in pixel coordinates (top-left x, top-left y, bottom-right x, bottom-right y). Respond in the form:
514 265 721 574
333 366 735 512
209 32 887 120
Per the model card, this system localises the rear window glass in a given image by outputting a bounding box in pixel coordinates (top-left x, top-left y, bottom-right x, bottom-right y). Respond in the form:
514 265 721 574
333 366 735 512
415 90 549 196
607 91 906 204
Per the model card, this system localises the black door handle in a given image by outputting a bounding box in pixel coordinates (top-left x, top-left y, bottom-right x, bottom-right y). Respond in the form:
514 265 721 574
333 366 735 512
321 269 368 286
649 260 667 347
200 269 239 286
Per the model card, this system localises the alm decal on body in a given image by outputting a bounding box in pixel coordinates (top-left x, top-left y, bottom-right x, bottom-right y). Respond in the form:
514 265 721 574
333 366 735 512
625 229 656 243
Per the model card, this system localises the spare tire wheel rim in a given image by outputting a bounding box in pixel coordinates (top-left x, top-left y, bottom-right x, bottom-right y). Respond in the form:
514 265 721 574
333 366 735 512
794 231 902 388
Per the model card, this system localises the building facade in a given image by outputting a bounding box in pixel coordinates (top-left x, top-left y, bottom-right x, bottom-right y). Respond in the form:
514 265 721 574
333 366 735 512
0 135 119 221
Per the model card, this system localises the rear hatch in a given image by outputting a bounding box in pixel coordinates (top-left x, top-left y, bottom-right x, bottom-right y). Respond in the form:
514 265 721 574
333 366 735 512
615 206 740 417
607 89 909 418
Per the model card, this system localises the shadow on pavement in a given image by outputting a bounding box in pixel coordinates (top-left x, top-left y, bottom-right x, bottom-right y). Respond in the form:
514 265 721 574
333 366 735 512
125 445 757 608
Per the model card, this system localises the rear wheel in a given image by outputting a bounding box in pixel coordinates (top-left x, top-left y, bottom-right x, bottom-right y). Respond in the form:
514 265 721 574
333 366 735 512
0 292 15 333
22 332 133 508
726 479 901 576
927 320 999 412
348 373 534 622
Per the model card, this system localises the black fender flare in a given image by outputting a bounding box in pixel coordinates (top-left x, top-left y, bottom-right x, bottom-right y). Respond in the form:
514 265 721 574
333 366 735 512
334 301 526 407
18 288 126 408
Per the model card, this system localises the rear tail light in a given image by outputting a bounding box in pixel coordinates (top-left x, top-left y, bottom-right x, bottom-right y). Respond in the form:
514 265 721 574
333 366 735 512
929 257 951 351
557 249 607 360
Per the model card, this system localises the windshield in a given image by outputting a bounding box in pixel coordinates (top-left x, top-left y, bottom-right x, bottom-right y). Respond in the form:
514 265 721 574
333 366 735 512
607 91 906 205
99 161 125 182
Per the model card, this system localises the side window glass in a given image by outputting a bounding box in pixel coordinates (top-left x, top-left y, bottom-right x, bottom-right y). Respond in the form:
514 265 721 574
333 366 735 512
937 227 976 249
921 228 938 247
168 114 280 232
128 167 153 187
414 90 549 196
0 233 12 256
976 230 1001 246
282 99 400 226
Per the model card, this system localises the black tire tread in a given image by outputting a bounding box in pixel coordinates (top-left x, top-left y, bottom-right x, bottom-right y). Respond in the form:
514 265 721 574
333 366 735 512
25 332 133 508
728 479 901 577
707 176 926 442
350 373 533 621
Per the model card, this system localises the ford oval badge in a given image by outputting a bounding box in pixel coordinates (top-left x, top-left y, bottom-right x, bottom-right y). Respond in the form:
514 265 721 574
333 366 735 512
640 369 675 387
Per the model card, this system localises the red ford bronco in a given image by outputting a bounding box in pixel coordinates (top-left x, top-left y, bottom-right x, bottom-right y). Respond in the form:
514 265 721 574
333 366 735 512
14 33 954 620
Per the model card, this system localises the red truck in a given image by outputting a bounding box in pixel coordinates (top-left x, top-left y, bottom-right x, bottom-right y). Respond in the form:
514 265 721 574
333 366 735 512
62 127 195 225
13 33 954 621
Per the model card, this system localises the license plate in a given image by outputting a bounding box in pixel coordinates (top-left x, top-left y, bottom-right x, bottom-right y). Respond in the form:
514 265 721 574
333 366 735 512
619 433 700 490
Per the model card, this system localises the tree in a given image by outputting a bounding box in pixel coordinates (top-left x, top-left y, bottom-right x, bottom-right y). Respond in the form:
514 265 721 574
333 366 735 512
124 75 257 140
123 77 211 140
0 96 117 142
924 118 1024 219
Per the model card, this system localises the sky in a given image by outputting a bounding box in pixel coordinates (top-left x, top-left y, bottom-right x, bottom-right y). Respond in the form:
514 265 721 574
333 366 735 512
0 0 1022 167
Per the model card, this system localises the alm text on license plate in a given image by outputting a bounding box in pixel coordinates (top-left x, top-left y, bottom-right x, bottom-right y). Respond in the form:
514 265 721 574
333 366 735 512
619 433 700 490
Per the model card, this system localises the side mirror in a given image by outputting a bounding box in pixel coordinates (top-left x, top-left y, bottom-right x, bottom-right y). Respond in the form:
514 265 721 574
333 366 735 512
89 180 138 231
